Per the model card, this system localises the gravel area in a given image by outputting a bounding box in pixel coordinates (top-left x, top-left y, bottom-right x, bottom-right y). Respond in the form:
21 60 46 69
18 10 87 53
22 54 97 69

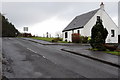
2 52 14 79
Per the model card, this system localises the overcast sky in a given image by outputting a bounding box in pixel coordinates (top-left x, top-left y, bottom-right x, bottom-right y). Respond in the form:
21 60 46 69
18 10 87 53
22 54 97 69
1 1 119 37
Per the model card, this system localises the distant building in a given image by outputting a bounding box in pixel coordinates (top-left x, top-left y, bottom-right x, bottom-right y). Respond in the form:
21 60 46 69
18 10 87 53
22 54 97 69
62 2 118 43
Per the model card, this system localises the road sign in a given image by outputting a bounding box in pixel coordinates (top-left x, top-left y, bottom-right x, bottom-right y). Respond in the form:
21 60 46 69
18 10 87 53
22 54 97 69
24 27 28 32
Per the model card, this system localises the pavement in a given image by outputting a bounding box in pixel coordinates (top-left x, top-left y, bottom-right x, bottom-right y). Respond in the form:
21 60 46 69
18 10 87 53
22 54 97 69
2 38 119 78
22 38 120 68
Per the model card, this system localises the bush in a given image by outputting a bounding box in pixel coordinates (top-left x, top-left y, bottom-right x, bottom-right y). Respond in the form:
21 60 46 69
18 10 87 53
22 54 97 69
81 36 88 43
52 38 63 42
22 33 32 37
104 44 118 51
90 17 108 51
72 33 80 43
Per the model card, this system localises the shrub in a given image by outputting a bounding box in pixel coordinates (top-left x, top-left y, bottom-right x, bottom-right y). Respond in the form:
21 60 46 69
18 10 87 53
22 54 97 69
104 44 118 51
80 36 84 43
52 38 63 42
79 36 89 43
90 17 108 51
72 33 80 43
22 33 32 37
81 36 88 43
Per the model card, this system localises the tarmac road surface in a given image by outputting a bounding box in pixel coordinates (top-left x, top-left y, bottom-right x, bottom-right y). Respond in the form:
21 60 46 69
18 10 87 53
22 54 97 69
2 38 119 78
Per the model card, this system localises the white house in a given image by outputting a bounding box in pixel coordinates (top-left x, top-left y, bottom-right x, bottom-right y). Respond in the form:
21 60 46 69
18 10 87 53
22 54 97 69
62 2 119 43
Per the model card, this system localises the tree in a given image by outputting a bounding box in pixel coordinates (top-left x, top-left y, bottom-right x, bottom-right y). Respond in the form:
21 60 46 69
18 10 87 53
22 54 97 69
90 17 108 51
2 14 19 37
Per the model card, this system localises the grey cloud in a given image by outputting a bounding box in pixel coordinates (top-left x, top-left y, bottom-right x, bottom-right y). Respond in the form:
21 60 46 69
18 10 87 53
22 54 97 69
2 2 71 27
2 2 118 28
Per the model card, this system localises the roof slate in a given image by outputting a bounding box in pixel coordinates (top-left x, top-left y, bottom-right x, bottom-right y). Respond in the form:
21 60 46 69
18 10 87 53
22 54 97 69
63 8 100 32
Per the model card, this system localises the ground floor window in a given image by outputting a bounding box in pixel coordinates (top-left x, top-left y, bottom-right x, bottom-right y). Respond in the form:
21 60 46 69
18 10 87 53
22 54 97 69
65 32 68 38
118 35 120 43
72 30 74 34
77 30 80 34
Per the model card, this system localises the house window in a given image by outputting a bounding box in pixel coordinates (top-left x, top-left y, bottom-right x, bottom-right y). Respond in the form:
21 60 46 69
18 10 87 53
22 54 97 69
111 30 115 37
65 32 68 38
97 16 100 20
77 30 80 34
72 30 74 33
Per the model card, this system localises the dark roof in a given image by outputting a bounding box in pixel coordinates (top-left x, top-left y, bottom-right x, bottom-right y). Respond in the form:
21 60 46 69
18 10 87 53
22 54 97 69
63 8 100 32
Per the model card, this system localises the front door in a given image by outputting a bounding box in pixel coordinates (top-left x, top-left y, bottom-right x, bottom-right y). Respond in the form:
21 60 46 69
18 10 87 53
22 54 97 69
118 35 120 43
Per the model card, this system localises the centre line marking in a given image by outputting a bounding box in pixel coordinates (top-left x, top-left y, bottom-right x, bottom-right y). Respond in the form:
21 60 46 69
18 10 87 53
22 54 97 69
27 48 37 53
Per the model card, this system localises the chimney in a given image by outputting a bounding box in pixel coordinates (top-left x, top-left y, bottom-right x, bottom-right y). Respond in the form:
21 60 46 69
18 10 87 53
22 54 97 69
100 2 104 10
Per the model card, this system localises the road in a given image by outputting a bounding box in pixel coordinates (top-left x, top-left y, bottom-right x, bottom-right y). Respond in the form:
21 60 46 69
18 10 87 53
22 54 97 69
2 38 119 78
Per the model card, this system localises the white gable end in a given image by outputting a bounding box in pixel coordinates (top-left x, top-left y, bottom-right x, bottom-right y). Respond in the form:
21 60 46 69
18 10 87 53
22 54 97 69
101 10 118 43
81 9 118 43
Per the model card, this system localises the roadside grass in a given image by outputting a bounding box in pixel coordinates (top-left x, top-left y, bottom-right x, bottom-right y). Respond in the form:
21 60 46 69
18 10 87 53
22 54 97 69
89 48 120 56
104 51 120 56
30 37 54 42
88 48 98 51
28 37 69 43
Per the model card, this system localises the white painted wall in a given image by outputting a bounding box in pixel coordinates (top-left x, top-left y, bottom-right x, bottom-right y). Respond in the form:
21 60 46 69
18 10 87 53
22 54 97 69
63 8 118 43
101 10 118 43
82 9 118 43
63 31 72 42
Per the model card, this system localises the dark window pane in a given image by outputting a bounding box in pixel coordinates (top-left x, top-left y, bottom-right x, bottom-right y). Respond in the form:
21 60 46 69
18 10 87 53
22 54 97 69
65 32 68 38
77 30 80 34
111 30 115 37
97 16 100 20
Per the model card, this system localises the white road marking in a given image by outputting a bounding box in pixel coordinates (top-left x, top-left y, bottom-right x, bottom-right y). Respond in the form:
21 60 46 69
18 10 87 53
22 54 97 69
26 48 46 59
27 48 37 53
43 56 46 58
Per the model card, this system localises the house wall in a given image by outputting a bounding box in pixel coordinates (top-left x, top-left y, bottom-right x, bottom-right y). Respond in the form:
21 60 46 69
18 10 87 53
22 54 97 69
63 31 72 42
101 10 118 43
63 9 118 43
63 28 84 42
82 9 118 43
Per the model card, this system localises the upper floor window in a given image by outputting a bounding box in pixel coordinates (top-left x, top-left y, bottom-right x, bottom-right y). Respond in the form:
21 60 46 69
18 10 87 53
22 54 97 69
111 30 115 37
97 16 100 21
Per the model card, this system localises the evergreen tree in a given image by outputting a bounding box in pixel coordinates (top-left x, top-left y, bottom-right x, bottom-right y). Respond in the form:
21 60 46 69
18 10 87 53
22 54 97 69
90 17 108 51
2 14 19 37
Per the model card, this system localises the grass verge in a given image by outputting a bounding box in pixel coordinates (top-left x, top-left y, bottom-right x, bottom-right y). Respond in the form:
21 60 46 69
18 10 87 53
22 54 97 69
26 37 68 43
89 48 120 56
30 37 54 42
104 51 120 56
